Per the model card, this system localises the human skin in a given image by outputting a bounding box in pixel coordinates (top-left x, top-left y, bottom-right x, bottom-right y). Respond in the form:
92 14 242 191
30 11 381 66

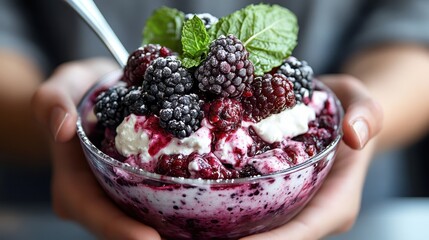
343 44 429 150
0 49 48 164
30 43 429 240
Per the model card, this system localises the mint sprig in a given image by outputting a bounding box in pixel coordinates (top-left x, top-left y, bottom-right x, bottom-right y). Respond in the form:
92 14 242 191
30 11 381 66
142 6 184 53
181 16 210 68
142 4 299 75
210 4 298 75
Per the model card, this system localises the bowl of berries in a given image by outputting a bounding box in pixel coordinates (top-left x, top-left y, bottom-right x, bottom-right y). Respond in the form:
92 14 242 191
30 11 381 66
76 4 344 240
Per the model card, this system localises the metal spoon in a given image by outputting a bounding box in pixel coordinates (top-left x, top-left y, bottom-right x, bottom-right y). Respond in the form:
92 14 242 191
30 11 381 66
64 0 129 67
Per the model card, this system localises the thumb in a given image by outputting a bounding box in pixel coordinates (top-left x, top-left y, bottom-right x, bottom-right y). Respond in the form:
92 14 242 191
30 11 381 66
320 75 383 149
32 58 118 142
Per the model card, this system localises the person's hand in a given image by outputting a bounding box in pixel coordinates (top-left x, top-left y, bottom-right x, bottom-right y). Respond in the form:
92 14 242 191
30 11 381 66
32 58 161 240
240 75 383 240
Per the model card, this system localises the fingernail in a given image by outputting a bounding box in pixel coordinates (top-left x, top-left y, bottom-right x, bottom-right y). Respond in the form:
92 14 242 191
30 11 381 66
351 118 369 148
50 107 69 142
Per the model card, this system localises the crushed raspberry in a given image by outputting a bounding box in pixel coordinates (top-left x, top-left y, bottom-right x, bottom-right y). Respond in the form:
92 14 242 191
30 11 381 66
293 128 333 153
207 98 243 132
188 153 239 179
247 127 272 157
318 115 335 131
284 146 299 165
155 154 190 178
155 153 239 179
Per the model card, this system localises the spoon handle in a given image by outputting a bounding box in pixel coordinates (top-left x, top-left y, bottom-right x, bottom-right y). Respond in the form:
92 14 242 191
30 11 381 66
64 0 129 67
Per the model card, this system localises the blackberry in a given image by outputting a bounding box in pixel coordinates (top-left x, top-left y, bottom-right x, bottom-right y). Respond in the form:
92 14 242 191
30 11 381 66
242 73 296 122
143 57 194 113
123 44 172 87
277 56 314 103
184 13 218 29
158 94 203 139
195 34 254 98
94 85 128 128
207 98 243 132
123 86 149 117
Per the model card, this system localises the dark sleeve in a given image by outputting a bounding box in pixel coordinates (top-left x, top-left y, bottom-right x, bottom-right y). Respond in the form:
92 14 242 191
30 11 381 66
349 0 429 53
0 0 47 70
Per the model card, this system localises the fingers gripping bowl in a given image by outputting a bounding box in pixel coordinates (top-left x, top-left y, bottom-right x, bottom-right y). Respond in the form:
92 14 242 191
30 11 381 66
76 4 344 240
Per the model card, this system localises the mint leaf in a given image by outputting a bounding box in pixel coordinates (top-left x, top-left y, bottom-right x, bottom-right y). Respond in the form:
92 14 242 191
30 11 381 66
142 6 184 53
181 16 210 68
181 56 201 68
210 4 298 75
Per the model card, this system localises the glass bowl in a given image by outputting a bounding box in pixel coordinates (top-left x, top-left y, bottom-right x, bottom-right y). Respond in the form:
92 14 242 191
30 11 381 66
76 70 344 240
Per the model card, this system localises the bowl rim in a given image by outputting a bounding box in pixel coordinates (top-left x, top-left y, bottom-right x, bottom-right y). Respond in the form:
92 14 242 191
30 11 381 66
76 70 344 185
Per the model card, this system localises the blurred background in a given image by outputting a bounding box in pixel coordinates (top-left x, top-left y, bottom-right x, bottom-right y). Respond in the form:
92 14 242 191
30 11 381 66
1 0 429 239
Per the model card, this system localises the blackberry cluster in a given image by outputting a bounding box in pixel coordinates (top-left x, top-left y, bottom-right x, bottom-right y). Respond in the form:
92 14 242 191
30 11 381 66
123 86 149 117
94 85 151 128
207 98 243 132
242 73 296 122
94 85 129 128
195 34 254 98
184 13 218 29
158 94 203 139
123 44 172 87
143 56 194 113
277 56 314 103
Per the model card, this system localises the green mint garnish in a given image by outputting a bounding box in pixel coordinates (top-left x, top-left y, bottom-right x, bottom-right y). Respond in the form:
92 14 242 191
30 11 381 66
142 6 184 53
181 57 201 68
181 16 210 68
210 4 298 75
142 4 298 75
